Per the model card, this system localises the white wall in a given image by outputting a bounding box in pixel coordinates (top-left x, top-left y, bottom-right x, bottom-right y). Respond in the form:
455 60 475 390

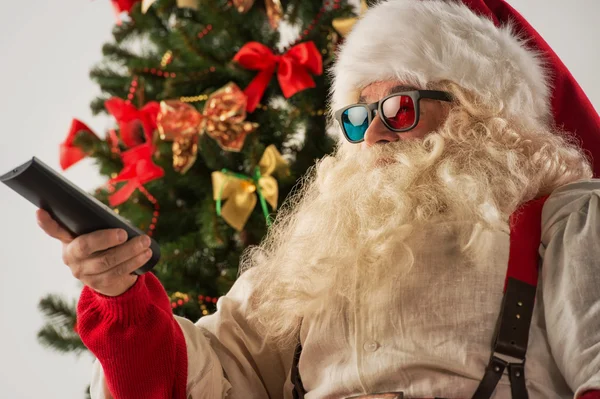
0 1 112 397
0 0 598 397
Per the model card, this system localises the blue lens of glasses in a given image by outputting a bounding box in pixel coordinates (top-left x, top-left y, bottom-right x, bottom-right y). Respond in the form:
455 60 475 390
341 106 369 142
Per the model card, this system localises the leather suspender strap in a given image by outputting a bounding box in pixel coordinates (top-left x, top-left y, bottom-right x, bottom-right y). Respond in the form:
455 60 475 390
509 363 528 399
471 356 509 399
471 196 548 399
291 342 306 399
493 278 537 360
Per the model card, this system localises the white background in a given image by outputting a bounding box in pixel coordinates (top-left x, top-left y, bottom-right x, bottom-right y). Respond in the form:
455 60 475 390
0 1 599 398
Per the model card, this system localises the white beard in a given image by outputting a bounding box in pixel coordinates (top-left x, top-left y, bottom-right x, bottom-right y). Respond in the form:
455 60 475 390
242 112 591 347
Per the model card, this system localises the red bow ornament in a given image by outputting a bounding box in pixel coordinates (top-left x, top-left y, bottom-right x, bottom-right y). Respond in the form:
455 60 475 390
233 41 323 112
108 143 164 207
111 0 140 13
60 119 99 170
105 98 160 148
111 0 141 25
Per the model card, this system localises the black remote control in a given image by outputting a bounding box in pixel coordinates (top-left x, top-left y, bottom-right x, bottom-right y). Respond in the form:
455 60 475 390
1 157 160 275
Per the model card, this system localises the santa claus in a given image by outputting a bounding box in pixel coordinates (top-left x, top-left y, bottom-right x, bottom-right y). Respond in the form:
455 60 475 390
36 0 600 398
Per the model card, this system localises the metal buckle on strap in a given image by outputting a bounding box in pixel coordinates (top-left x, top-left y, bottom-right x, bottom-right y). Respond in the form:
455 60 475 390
489 351 525 368
471 278 535 399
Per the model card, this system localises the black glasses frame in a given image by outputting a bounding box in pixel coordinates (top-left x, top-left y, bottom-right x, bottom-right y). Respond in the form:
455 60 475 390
334 90 453 144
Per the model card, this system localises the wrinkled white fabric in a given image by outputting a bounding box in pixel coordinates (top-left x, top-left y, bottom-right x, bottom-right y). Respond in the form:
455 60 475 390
90 179 600 399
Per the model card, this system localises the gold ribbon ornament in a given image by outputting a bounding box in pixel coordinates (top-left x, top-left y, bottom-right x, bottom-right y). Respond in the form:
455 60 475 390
156 82 259 173
332 0 368 37
142 0 198 13
203 82 259 152
157 100 202 173
211 145 289 231
233 0 283 29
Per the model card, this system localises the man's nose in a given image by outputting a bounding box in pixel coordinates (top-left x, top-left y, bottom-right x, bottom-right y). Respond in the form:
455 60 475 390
363 114 399 147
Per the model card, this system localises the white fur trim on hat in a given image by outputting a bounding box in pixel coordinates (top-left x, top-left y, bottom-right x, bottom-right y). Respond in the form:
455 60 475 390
329 0 551 138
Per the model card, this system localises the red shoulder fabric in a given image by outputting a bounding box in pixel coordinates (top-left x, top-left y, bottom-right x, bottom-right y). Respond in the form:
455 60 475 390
580 391 600 399
505 195 548 291
76 273 188 399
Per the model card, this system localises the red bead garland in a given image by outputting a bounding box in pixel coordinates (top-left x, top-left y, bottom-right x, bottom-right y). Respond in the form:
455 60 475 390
138 67 177 78
282 0 340 52
169 292 220 316
125 76 139 104
198 24 213 39
138 185 160 237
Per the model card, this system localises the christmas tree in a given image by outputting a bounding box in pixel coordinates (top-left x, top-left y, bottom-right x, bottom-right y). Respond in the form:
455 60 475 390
36 0 357 394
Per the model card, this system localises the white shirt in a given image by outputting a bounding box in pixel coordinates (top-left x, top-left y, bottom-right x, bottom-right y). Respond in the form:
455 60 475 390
91 179 600 399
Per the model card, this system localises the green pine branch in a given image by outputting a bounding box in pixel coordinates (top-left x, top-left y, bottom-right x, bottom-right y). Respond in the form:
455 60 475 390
37 294 86 354
38 323 87 354
38 294 78 330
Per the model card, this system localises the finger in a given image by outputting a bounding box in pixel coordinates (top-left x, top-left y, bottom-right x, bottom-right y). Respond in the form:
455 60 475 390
86 249 152 296
36 209 74 244
83 235 151 276
114 248 153 277
68 228 129 260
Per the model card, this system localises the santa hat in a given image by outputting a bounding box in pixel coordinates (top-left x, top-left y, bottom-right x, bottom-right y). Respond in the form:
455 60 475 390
330 0 600 176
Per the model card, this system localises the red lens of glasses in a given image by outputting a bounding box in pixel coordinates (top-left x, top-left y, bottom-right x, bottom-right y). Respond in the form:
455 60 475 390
381 95 416 129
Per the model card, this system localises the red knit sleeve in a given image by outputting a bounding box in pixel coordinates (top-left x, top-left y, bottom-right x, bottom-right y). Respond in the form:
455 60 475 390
580 391 600 399
76 273 188 399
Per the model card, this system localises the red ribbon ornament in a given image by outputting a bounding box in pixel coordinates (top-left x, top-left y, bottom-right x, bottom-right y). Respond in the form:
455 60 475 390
111 0 140 13
233 41 323 112
105 98 160 148
111 0 141 25
108 143 164 207
60 119 99 171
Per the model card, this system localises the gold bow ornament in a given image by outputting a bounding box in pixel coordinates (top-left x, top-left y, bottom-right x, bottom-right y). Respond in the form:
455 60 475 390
332 0 368 37
232 0 283 29
142 0 198 13
156 82 259 173
211 145 289 231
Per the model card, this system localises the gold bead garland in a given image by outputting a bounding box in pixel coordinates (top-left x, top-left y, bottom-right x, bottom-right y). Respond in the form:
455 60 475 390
161 50 173 68
179 94 209 103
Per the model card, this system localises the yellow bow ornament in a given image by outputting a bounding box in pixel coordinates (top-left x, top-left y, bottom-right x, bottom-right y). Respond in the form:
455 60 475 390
142 0 198 13
332 0 368 37
211 145 289 231
232 0 283 29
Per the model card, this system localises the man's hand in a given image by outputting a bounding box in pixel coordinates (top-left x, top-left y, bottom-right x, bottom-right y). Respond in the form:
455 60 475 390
36 209 152 297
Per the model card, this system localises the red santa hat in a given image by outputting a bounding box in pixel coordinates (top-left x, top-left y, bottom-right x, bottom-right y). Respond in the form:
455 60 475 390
330 0 600 176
